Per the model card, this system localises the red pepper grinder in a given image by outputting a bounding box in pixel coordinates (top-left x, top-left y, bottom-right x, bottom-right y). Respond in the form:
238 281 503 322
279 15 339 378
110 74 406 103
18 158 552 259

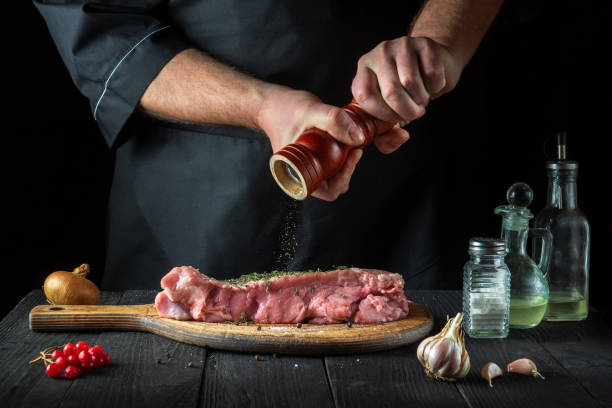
269 101 396 200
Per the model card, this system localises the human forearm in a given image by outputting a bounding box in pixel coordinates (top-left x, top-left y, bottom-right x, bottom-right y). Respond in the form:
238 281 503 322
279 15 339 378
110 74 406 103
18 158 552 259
139 48 273 129
410 0 503 69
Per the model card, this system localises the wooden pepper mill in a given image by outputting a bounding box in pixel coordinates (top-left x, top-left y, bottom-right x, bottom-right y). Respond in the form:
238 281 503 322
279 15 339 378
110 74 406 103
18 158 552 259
269 101 396 200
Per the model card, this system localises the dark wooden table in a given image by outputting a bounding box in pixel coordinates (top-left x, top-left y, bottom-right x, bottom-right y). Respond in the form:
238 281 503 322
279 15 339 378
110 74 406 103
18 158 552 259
1 290 611 408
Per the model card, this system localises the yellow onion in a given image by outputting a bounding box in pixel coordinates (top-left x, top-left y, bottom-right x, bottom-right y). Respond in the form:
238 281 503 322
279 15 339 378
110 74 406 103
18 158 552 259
43 264 99 305
416 312 470 381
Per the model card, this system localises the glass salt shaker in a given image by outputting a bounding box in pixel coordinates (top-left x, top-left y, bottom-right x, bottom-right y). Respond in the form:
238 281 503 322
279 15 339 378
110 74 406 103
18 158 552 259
462 238 511 338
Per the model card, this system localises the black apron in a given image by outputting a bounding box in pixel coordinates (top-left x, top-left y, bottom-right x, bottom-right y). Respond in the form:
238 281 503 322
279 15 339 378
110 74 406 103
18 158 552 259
34 0 444 289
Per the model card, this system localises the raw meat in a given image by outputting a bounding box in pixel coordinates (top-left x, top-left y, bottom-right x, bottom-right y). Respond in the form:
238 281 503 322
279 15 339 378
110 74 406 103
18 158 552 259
155 266 410 324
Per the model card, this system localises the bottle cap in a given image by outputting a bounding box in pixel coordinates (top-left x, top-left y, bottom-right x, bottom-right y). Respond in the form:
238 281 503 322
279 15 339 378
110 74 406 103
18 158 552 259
494 182 534 222
545 161 578 170
468 238 506 256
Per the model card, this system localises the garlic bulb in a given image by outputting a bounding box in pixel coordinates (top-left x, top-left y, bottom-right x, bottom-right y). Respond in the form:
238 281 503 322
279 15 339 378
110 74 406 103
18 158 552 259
416 312 470 381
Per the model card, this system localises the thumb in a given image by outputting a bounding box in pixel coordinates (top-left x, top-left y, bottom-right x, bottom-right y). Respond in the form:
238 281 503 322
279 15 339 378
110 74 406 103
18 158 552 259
306 104 365 146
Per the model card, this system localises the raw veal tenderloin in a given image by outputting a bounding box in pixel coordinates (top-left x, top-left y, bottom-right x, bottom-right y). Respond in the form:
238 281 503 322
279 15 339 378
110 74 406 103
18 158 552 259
155 266 410 324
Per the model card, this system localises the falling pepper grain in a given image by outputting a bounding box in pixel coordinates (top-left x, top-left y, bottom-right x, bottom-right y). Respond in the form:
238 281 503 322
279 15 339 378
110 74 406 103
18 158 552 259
296 323 302 328
273 199 299 270
254 354 261 361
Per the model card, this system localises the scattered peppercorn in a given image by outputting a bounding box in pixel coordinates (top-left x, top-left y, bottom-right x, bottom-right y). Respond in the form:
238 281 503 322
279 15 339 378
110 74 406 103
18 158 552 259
156 357 162 364
347 321 353 328
273 353 278 359
187 361 194 367
254 354 261 361
166 352 170 358
257 326 262 331
296 322 302 328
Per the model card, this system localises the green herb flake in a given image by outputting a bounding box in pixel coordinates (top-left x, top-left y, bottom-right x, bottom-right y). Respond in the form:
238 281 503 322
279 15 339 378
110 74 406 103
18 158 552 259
240 312 247 323
265 282 270 292
340 294 345 298
311 286 315 294
294 289 299 296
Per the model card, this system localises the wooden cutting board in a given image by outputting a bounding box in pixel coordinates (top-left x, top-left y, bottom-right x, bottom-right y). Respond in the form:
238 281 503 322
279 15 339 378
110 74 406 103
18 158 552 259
29 301 433 355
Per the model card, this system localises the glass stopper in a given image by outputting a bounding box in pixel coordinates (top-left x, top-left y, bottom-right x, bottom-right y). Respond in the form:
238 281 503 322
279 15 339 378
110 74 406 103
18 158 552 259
506 182 533 207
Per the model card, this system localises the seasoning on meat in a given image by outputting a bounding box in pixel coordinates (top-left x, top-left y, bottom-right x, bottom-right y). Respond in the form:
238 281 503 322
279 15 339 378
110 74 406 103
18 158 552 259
154 266 410 324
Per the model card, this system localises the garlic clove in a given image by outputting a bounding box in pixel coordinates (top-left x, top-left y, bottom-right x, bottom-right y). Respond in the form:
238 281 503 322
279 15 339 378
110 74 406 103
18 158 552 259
416 312 470 381
481 362 503 387
507 358 545 379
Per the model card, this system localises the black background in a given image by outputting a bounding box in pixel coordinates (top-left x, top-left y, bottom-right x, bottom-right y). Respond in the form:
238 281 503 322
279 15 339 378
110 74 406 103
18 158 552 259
2 1 609 321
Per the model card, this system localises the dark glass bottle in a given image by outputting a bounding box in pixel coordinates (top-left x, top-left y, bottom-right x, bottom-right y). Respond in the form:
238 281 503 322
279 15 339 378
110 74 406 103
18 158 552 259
534 161 590 321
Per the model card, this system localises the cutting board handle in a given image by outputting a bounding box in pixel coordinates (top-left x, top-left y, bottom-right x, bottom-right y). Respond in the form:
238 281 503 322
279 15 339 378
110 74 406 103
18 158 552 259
29 304 154 332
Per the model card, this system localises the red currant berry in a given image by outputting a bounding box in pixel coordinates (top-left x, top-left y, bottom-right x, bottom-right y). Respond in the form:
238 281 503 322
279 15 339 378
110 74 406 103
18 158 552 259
81 360 94 372
46 363 62 378
78 350 92 365
93 345 104 354
102 353 111 366
91 354 104 368
64 365 82 380
76 341 88 351
63 343 76 357
67 354 80 366
55 356 69 369
51 349 64 361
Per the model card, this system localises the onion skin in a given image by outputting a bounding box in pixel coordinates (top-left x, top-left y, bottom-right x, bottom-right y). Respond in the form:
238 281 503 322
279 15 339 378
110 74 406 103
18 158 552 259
43 264 99 305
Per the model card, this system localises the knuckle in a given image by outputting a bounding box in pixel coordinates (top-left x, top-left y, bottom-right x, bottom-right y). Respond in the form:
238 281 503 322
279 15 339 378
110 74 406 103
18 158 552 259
326 107 344 126
357 55 368 68
381 84 401 101
400 74 415 89
413 106 426 118
351 81 371 103
378 40 391 56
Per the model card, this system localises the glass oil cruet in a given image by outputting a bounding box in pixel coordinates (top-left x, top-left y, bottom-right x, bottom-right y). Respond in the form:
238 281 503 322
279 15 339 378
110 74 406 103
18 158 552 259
494 183 552 329
534 133 590 321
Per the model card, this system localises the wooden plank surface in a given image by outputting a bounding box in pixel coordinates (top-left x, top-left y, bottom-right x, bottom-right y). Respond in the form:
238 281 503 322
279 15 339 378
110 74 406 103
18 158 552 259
427 291 603 408
521 313 612 406
2 289 611 408
0 290 122 407
324 291 469 408
56 291 206 408
29 300 433 355
201 350 333 408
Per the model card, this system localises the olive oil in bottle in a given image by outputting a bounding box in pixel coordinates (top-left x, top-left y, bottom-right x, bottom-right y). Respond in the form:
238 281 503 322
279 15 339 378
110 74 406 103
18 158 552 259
509 296 548 328
545 291 588 321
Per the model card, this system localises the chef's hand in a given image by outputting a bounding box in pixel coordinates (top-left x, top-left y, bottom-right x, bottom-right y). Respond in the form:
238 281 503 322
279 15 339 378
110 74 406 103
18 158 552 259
352 36 461 154
257 86 365 202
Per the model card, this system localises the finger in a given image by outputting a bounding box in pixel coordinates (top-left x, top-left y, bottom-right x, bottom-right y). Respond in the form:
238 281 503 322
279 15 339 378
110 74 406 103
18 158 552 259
306 103 365 146
312 149 363 201
395 48 430 107
374 127 411 154
413 37 446 95
352 65 403 124
376 56 426 123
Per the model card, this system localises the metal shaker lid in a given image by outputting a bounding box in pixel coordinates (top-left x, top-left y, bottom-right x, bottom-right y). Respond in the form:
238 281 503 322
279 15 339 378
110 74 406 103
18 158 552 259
468 237 506 256
546 160 578 170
